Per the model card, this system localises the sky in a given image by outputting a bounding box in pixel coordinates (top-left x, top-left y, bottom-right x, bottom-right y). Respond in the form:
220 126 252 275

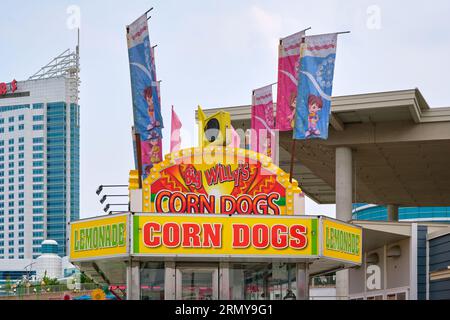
1 0 450 219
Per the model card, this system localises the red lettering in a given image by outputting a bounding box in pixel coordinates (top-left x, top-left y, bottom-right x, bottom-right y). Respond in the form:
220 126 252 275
272 225 288 249
143 222 161 247
289 225 307 249
168 192 187 213
252 224 269 249
0 83 7 95
155 190 171 213
221 196 236 214
182 223 202 247
10 79 17 93
199 195 215 213
186 194 199 213
237 195 252 215
232 224 250 248
163 223 181 247
267 193 281 215
202 223 222 248
205 165 220 186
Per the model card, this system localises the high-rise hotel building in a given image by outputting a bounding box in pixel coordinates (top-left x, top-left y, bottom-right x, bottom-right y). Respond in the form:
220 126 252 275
0 47 80 261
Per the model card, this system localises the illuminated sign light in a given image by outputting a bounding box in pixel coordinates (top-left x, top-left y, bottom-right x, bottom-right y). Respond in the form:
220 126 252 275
73 222 126 252
154 191 281 215
0 79 18 96
133 214 318 257
140 147 302 216
322 219 362 264
142 221 307 250
70 214 128 260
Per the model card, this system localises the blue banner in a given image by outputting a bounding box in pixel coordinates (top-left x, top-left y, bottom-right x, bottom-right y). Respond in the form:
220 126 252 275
127 14 164 176
293 33 338 140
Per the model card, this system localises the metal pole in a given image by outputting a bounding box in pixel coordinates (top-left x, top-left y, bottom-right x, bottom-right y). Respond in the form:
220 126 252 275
134 133 143 189
289 139 296 183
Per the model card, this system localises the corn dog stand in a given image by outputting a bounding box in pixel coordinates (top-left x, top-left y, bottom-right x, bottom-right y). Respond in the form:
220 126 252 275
69 147 362 300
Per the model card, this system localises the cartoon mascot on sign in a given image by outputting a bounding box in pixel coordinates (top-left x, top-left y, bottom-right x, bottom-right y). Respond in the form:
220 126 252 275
305 94 323 138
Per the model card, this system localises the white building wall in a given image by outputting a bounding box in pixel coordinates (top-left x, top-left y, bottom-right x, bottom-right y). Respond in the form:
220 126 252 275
0 77 76 263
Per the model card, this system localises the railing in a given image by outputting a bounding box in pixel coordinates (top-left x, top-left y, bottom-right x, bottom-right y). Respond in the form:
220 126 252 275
0 283 100 299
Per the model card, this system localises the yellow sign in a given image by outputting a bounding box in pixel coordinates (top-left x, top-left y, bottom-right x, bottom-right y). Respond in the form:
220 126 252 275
322 218 362 264
133 214 319 258
70 214 128 260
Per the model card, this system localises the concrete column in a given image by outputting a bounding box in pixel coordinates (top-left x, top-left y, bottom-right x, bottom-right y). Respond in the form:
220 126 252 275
219 262 230 300
126 260 141 300
296 263 309 300
164 262 176 300
336 270 349 300
387 205 399 222
336 147 353 222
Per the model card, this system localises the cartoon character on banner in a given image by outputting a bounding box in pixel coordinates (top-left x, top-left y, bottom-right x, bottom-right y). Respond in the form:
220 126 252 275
287 60 301 129
305 94 323 138
144 87 161 132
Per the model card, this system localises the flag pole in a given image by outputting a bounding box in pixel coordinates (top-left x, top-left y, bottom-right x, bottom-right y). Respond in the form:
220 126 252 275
134 132 143 189
289 139 296 183
289 36 306 184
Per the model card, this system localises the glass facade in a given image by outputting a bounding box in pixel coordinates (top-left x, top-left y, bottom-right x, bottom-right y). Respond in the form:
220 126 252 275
46 102 68 256
353 203 450 222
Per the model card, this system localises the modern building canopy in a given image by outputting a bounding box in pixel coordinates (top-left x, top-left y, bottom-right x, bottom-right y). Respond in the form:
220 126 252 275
198 89 450 207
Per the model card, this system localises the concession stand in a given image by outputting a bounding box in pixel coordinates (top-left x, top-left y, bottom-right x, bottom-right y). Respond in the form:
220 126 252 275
69 146 362 300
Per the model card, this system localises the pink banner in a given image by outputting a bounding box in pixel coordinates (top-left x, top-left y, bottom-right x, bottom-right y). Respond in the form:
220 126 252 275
251 85 275 159
170 106 182 153
276 31 305 131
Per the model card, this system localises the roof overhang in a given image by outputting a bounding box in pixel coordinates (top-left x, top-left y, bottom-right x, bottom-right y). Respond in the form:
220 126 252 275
198 89 450 206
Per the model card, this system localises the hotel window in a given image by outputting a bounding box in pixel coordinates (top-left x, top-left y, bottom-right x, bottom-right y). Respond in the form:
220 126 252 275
19 184 24 190
0 119 3 124
8 185 13 191
19 247 24 253
33 125 44 131
18 115 24 121
19 153 24 159
33 161 44 167
19 176 24 182
8 217 14 223
19 224 24 230
8 117 14 123
8 225 14 231
33 137 44 144
8 178 14 183
0 148 3 154
18 161 24 167
19 216 24 222
18 124 24 130
33 115 44 121
8 139 13 144
8 194 14 200
18 232 24 237
33 104 44 109
19 200 24 206
33 185 44 191
8 146 14 152
19 145 24 151
19 137 24 143
33 145 44 151
19 169 24 175
33 153 44 159
18 208 24 214
0 128 4 134
8 126 14 132
19 193 24 199
0 140 3 146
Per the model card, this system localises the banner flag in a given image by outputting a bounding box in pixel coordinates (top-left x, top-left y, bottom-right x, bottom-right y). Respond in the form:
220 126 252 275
127 14 164 177
170 106 182 153
251 85 275 160
276 30 305 131
293 33 338 140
